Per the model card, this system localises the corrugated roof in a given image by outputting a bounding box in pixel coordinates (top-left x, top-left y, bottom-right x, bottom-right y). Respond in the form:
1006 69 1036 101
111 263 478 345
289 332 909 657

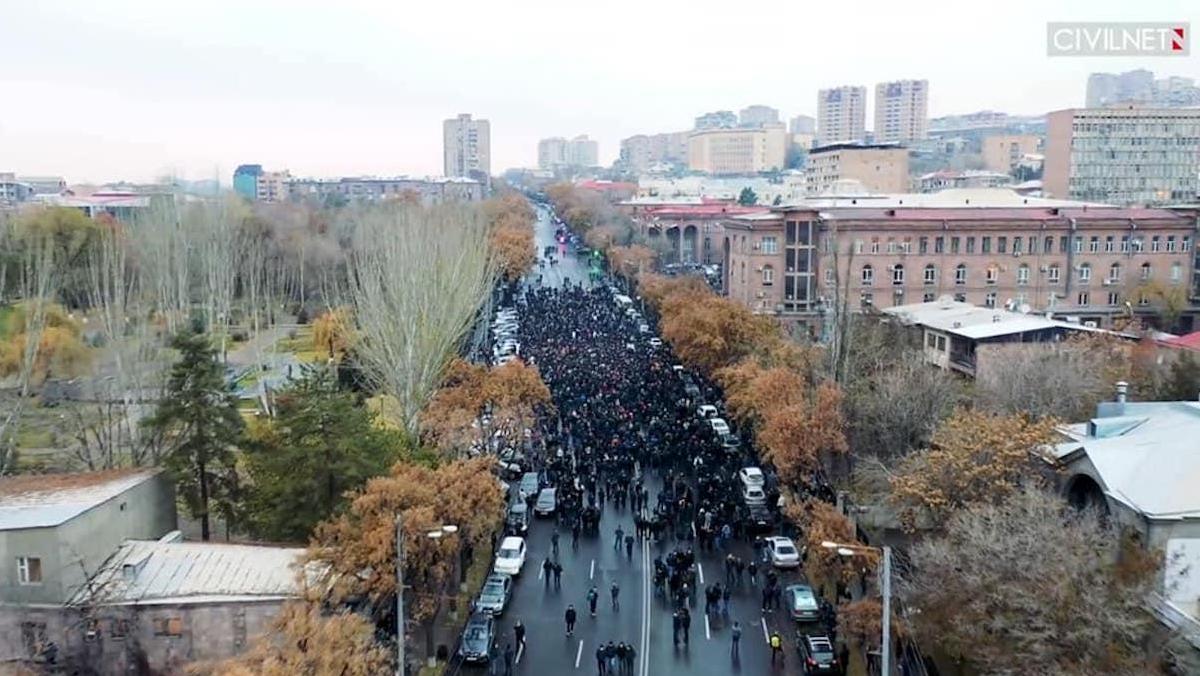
0 469 161 531
1163 331 1200 353
72 540 306 606
882 300 1106 340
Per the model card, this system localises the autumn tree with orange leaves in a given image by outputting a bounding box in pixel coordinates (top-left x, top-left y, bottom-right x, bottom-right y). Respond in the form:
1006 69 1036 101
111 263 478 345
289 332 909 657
758 380 848 483
888 409 1058 530
608 244 657 281
785 498 877 586
484 193 537 283
307 457 505 660
420 358 551 455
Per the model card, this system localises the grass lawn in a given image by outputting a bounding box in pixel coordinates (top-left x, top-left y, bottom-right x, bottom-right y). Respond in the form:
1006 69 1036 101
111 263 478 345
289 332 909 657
0 305 16 339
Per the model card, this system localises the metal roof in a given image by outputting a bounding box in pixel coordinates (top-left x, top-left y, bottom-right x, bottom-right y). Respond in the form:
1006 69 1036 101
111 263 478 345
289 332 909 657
72 540 306 606
882 300 1105 341
0 469 161 531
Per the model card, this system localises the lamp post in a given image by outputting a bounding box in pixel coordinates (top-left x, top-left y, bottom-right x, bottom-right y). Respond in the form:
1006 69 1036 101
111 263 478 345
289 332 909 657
822 540 893 676
396 517 459 676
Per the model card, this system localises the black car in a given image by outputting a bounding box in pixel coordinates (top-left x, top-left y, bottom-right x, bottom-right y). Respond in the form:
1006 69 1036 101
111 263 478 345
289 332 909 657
741 503 774 534
505 502 529 535
457 613 495 664
797 634 840 674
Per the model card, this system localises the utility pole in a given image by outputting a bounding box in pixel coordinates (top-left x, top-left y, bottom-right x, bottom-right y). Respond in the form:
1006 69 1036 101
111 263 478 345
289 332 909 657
881 545 892 676
396 513 405 676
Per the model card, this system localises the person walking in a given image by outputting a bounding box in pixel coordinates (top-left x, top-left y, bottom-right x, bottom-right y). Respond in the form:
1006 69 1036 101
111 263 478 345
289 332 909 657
504 642 514 676
624 534 634 560
679 606 691 646
543 557 553 588
595 644 607 675
611 581 620 611
624 643 637 675
747 560 758 586
551 529 560 557
588 586 599 616
553 561 563 590
769 631 784 665
671 610 682 646
730 620 742 659
514 619 526 652
565 605 577 636
614 525 624 551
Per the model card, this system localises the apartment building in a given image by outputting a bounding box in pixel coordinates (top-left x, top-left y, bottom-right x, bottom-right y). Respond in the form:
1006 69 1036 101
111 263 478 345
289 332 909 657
789 115 816 135
721 189 1198 330
255 170 291 202
1086 69 1200 109
687 126 787 175
739 105 780 128
817 86 867 146
537 137 567 170
618 132 690 173
232 164 262 200
1044 107 1200 205
805 144 910 195
286 176 484 204
981 134 1041 173
695 110 738 130
874 79 929 144
443 113 491 180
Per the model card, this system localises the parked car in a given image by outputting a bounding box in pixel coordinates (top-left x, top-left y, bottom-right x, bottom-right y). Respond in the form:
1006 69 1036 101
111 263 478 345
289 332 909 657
493 536 527 576
797 633 840 673
708 417 731 436
742 484 767 506
534 487 557 516
786 584 822 622
741 503 774 534
767 536 802 569
697 405 719 419
474 573 513 616
721 433 742 451
638 323 650 333
648 337 663 348
457 613 496 664
738 467 765 488
518 473 539 499
505 502 529 535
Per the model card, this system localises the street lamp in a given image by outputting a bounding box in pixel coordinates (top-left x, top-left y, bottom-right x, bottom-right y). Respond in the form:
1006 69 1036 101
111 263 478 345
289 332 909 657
822 540 893 676
396 518 459 676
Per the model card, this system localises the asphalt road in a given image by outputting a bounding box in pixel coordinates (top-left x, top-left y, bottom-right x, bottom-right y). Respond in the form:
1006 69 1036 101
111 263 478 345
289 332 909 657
463 206 811 676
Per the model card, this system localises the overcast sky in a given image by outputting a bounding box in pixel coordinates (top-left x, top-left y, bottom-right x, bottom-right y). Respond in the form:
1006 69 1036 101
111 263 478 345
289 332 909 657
0 0 1196 184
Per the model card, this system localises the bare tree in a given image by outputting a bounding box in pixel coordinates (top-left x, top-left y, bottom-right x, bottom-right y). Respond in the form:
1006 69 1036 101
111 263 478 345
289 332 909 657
975 339 1116 420
129 201 192 335
845 351 962 460
189 199 241 361
342 203 496 434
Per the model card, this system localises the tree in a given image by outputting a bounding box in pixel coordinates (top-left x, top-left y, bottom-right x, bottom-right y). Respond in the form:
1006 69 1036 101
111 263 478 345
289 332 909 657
737 187 758 206
607 244 656 281
901 487 1168 675
189 602 391 675
785 499 877 586
342 203 496 434
844 353 961 460
241 367 407 542
311 307 353 360
836 598 904 653
490 223 536 283
1163 351 1200 401
975 336 1125 420
716 360 807 430
143 331 243 540
0 302 91 383
659 291 776 375
758 380 848 483
889 409 1058 530
420 358 551 456
307 457 505 660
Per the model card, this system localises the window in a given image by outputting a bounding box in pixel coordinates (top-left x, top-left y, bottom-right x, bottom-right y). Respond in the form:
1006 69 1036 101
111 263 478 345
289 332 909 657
935 236 944 254
985 291 997 308
923 264 936 285
1152 236 1161 252
1089 236 1099 253
1108 263 1121 283
892 264 904 285
1140 262 1152 281
861 265 873 285
1104 235 1114 253
870 238 880 254
761 236 778 254
1044 236 1054 254
886 238 897 254
761 266 774 285
981 237 991 254
1132 237 1144 253
1078 263 1091 283
1077 292 1090 306
1013 236 1023 254
985 266 998 285
1167 236 1177 252
997 237 1007 254
111 618 129 639
824 268 834 286
1074 236 1083 253
21 622 46 656
1048 264 1060 284
966 236 975 254
854 239 864 254
1171 262 1182 282
927 333 936 350
922 292 935 302
954 264 967 285
918 237 928 254
154 617 184 637
1016 264 1029 286
901 238 911 254
1107 292 1120 306
1184 237 1192 252
950 237 960 254
1120 235 1130 252
17 557 42 585
860 291 874 307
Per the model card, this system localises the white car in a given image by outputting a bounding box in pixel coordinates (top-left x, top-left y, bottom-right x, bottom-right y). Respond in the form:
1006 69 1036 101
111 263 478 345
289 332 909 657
738 467 765 488
648 338 663 348
765 536 801 569
493 536 527 576
708 417 731 436
495 354 517 366
697 405 719 420
638 323 650 333
742 484 767 505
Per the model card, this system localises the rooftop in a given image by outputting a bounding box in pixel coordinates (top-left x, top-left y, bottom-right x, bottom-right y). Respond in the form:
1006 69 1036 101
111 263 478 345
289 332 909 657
882 299 1108 341
769 188 1188 219
810 142 905 153
644 204 769 217
0 469 161 531
72 539 307 606
1058 402 1200 519
1161 331 1200 353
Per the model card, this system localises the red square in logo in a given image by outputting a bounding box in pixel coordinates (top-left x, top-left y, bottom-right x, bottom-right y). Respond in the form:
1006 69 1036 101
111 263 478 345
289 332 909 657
1173 27 1185 51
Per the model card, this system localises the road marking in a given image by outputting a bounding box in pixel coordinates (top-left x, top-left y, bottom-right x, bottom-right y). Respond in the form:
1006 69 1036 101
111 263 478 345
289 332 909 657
538 564 544 580
590 559 595 580
517 642 525 664
574 639 583 668
691 522 697 539
640 536 652 676
704 614 711 640
697 562 704 584
761 617 770 644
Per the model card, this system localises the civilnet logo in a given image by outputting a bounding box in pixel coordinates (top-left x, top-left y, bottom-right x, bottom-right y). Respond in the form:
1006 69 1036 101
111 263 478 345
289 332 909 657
1048 22 1189 56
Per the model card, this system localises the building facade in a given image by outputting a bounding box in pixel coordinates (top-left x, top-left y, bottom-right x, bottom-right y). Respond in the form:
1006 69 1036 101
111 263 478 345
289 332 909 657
687 126 787 175
873 79 929 145
805 144 910 195
255 170 291 202
537 137 567 170
0 173 34 205
817 86 867 146
287 176 484 205
694 111 737 130
917 170 1012 193
789 115 816 135
739 105 780 128
1086 69 1200 109
981 134 1041 174
232 164 262 200
443 113 491 180
721 190 1199 329
618 132 689 173
1044 107 1200 205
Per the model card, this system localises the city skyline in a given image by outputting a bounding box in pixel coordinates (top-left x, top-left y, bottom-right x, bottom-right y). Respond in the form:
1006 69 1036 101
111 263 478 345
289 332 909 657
0 0 1196 183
